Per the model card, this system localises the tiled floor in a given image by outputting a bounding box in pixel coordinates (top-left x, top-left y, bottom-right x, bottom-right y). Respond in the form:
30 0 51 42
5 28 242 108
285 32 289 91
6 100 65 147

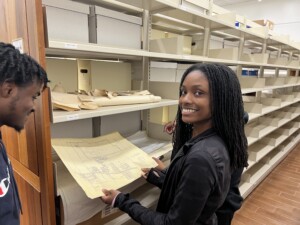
232 142 300 225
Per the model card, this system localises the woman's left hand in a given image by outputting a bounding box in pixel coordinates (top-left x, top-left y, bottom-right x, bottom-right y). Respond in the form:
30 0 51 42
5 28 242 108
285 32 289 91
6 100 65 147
101 189 120 205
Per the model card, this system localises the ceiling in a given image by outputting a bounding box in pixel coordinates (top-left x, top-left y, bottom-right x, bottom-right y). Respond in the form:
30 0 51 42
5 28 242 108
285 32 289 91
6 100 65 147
213 0 261 6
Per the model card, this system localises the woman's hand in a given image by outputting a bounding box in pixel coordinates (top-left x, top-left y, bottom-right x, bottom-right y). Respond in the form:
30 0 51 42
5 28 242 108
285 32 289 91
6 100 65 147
141 167 151 179
153 157 166 170
163 121 176 135
141 157 166 179
101 189 120 205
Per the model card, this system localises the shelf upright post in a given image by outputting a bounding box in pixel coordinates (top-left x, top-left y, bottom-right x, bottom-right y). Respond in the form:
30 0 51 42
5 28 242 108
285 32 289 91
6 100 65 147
256 39 268 103
259 39 267 78
236 32 245 76
92 117 102 137
274 47 282 77
202 27 211 57
296 54 300 77
141 9 151 131
287 51 293 78
288 51 293 61
207 0 214 16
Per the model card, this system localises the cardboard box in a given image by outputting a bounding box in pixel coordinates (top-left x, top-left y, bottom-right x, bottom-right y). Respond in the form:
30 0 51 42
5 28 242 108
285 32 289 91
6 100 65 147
191 35 223 56
253 19 274 30
268 57 288 66
150 36 192 55
176 64 193 82
90 6 142 49
43 0 89 43
208 47 239 60
150 61 177 82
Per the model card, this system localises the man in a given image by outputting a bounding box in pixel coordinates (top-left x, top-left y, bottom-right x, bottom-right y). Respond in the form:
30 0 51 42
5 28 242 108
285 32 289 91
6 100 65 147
0 42 49 225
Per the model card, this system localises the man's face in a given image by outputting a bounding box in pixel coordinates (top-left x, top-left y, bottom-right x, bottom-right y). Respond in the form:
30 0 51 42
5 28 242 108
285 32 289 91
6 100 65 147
5 81 43 132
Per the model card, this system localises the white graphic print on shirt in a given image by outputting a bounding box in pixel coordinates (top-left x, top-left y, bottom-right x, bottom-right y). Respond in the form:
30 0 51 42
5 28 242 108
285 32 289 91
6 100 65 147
0 167 10 197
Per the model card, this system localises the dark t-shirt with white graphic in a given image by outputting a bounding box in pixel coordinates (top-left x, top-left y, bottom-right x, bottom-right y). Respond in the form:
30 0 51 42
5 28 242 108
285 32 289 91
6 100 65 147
0 139 21 225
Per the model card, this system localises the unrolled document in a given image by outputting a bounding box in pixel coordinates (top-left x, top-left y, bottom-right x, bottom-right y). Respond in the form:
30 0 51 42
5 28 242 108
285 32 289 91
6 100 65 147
52 132 158 199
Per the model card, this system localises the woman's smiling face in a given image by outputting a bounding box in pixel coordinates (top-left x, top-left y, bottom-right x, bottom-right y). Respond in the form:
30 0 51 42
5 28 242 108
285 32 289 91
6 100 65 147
179 70 212 136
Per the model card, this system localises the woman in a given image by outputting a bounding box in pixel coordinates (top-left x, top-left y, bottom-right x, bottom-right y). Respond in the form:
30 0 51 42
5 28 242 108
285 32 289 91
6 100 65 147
147 110 249 225
101 63 248 225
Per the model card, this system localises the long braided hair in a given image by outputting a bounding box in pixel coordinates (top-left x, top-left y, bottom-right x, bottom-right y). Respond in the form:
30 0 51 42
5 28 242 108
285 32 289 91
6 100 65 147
171 63 248 169
0 42 49 88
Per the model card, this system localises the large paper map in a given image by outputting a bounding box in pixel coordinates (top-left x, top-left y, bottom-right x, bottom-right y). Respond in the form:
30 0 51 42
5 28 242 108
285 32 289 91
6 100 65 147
52 132 157 199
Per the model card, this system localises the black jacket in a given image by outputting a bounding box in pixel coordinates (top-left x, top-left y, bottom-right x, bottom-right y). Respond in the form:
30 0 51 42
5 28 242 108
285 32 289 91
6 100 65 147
0 139 21 225
215 168 243 225
114 129 231 225
147 165 244 225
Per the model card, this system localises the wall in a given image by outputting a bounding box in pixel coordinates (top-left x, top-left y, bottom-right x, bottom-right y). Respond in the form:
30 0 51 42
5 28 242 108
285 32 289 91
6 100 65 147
222 0 300 42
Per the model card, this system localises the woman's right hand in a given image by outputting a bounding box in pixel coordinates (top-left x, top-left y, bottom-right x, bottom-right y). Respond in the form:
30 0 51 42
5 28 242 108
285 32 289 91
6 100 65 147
141 157 166 179
153 157 166 170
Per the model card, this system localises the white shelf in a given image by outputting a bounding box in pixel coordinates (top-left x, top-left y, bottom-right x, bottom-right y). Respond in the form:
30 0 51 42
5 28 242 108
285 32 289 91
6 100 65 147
248 142 274 162
242 83 300 94
248 113 261 121
152 13 203 35
261 132 288 147
244 123 299 174
149 51 300 69
240 131 300 198
261 105 280 115
244 162 270 184
283 105 300 118
52 99 178 123
46 39 149 60
269 111 291 127
246 110 300 147
112 0 180 11
73 0 143 14
246 99 300 123
43 1 300 218
247 136 258 146
247 160 255 169
268 34 300 53
46 40 300 70
111 0 259 41
246 123 274 139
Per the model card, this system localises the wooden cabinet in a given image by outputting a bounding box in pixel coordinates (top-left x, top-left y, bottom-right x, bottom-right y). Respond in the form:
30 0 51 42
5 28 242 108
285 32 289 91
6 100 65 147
0 0 55 225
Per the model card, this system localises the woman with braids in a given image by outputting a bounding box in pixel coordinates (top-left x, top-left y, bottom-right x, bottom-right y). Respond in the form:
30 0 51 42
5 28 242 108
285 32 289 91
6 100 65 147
101 63 248 225
0 42 49 225
147 111 249 225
